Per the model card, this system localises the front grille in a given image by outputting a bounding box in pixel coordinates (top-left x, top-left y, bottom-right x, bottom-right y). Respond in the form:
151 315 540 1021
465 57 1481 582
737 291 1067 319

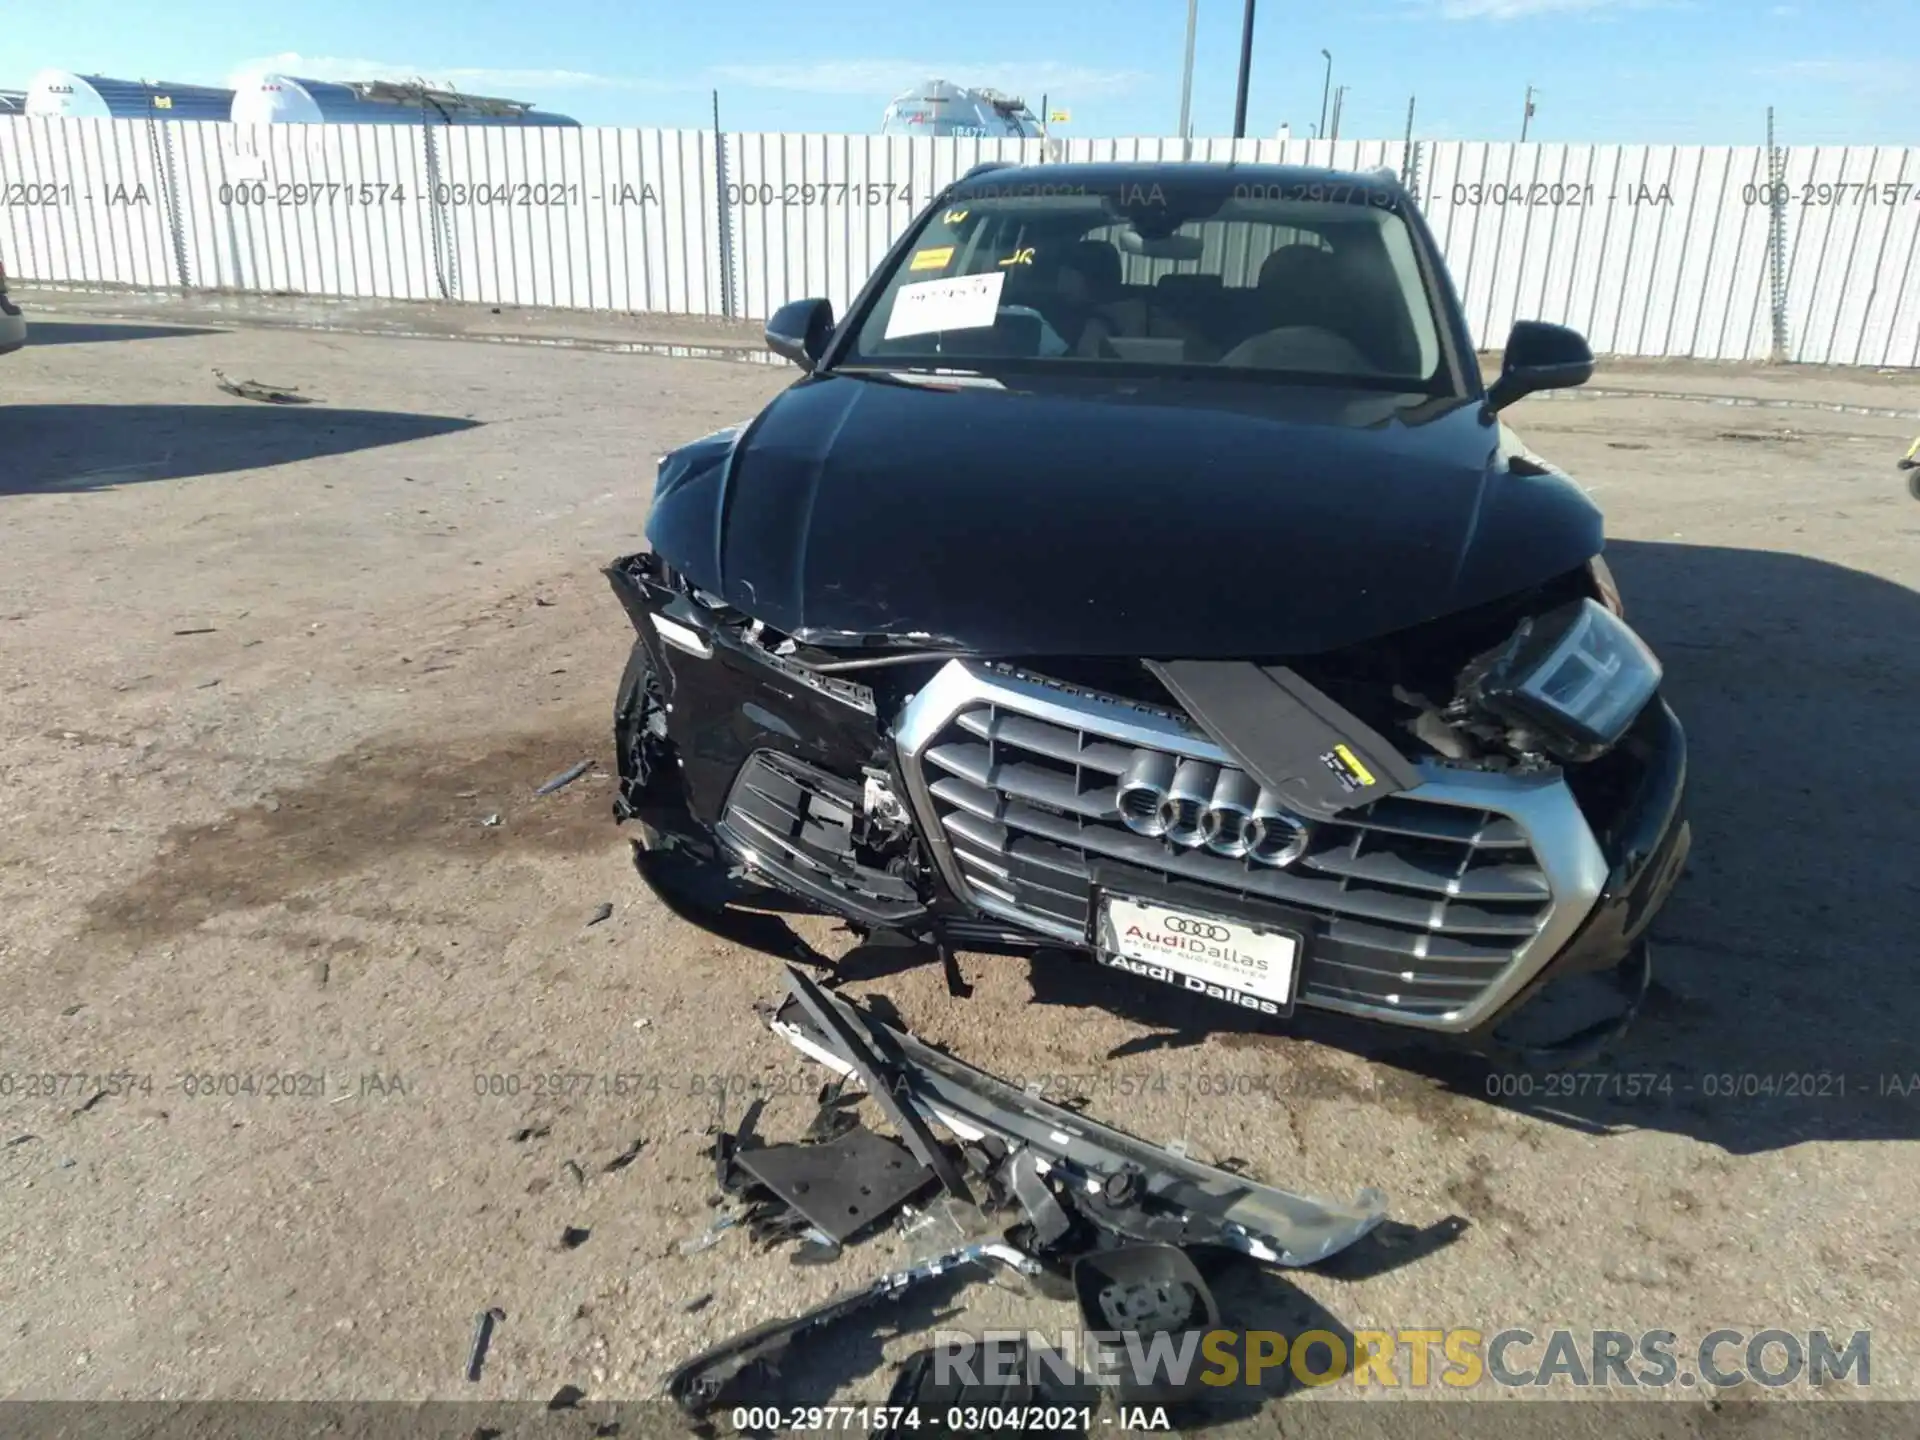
896 663 1604 1030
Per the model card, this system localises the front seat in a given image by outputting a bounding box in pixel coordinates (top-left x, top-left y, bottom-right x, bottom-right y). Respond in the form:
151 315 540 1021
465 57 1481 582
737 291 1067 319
1219 244 1375 373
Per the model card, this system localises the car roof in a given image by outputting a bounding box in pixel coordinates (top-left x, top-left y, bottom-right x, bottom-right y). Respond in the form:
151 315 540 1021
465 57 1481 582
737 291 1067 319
948 160 1403 196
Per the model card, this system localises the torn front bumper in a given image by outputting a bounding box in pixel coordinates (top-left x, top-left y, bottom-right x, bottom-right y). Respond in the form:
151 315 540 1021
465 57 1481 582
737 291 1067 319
768 970 1389 1268
609 551 1689 1053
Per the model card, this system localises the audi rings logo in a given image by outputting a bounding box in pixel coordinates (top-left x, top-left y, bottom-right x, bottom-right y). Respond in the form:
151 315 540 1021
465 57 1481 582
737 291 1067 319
1115 751 1311 867
1164 915 1232 942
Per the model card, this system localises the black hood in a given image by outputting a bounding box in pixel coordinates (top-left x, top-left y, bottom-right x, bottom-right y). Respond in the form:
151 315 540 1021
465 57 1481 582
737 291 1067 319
644 371 1603 659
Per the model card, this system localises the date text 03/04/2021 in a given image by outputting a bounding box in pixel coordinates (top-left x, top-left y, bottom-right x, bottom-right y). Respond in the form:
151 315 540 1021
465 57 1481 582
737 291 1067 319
724 1406 1160 1433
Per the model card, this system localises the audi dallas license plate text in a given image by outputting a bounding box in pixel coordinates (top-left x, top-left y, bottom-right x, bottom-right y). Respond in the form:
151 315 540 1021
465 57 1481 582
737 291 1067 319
1094 894 1302 1017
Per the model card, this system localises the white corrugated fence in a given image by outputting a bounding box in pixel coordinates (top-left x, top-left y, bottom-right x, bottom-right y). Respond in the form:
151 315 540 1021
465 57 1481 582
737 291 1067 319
4 117 1918 367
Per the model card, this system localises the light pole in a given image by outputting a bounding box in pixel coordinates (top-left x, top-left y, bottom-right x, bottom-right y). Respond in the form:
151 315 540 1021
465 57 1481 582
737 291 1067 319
1232 0 1257 139
1177 0 1198 142
1318 49 1332 140
1521 84 1536 141
1330 84 1346 140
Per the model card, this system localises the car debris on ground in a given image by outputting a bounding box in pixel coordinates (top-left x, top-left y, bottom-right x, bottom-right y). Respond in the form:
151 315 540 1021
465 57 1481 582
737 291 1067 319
655 965 1390 1430
212 368 314 404
465 1306 505 1382
535 759 594 795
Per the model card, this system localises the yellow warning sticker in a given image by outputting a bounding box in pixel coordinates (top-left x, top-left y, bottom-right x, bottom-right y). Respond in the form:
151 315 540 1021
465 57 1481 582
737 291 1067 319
909 246 955 272
1332 744 1376 788
943 208 969 224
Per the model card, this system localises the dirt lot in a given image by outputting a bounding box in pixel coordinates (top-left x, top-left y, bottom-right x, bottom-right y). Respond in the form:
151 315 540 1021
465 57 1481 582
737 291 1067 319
2 291 1917 1431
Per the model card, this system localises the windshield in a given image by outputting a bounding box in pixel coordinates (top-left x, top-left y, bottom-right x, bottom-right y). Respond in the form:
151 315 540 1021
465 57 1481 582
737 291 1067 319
843 179 1449 391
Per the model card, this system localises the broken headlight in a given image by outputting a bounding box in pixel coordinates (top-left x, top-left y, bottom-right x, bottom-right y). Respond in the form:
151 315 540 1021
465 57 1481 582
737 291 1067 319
1458 598 1661 763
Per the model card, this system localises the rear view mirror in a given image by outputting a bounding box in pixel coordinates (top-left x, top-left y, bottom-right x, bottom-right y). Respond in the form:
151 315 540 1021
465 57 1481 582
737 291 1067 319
1119 229 1204 261
1487 321 1593 413
766 298 835 370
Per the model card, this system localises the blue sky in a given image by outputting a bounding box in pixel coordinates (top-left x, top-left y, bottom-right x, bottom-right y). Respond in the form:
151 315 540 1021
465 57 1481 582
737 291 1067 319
2 0 1909 144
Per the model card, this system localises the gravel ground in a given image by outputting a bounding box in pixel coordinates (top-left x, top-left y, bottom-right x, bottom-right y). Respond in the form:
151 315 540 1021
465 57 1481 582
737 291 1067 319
2 291 1917 1434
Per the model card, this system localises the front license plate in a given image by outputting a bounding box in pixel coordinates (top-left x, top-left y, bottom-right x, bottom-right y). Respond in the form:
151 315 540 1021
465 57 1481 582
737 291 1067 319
1095 894 1302 1018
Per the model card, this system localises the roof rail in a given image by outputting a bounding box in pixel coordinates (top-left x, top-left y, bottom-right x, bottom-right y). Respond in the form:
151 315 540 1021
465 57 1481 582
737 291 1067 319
960 160 1019 181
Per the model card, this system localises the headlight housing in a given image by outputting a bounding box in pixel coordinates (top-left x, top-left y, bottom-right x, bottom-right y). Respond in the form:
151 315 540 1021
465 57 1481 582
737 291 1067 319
1459 598 1662 762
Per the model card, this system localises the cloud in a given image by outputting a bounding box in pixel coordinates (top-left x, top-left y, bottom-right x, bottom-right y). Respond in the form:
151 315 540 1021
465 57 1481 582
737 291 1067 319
225 53 684 96
708 59 1145 99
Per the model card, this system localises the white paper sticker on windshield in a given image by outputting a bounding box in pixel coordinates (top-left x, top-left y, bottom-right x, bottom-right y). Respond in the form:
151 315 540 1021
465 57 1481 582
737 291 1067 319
884 271 1006 340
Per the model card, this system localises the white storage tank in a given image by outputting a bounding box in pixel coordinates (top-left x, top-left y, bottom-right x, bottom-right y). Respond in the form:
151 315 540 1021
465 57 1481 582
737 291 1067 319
880 80 1041 139
25 70 235 120
230 74 578 127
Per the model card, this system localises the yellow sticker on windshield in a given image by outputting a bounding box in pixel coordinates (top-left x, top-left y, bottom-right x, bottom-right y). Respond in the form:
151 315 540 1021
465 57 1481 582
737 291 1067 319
998 247 1036 266
909 246 954 272
943 208 969 224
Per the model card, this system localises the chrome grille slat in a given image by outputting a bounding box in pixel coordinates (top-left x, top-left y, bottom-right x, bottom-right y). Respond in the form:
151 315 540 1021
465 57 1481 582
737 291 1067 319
924 740 1119 821
956 708 1136 772
1298 845 1551 902
1335 796 1532 849
895 660 1608 1033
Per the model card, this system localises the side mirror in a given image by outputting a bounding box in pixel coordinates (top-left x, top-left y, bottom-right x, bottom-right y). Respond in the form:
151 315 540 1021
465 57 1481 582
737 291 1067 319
766 298 835 371
1486 320 1593 414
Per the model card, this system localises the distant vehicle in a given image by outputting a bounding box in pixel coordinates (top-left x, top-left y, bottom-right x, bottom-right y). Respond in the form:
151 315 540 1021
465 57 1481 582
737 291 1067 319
0 257 26 357
881 80 1042 139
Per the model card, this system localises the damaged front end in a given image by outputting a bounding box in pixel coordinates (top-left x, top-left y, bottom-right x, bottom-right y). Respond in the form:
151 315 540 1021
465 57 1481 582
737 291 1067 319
606 547 1688 1064
607 550 947 946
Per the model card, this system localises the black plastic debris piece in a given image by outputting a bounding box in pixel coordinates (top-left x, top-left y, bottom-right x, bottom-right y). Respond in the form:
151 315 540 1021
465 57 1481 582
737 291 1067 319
665 1241 1038 1421
1072 1244 1221 1405
560 1226 592 1250
782 965 974 1206
1004 1149 1073 1249
734 1125 937 1244
939 942 972 999
5 1134 36 1148
511 1124 551 1143
464 1307 505 1382
535 760 593 796
682 1293 713 1315
586 902 614 927
172 627 218 636
799 1077 860 1144
213 369 314 405
548 1384 586 1410
603 1138 645 1173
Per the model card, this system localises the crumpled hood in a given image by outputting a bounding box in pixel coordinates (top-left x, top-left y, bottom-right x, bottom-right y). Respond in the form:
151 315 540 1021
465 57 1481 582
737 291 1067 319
644 371 1603 658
